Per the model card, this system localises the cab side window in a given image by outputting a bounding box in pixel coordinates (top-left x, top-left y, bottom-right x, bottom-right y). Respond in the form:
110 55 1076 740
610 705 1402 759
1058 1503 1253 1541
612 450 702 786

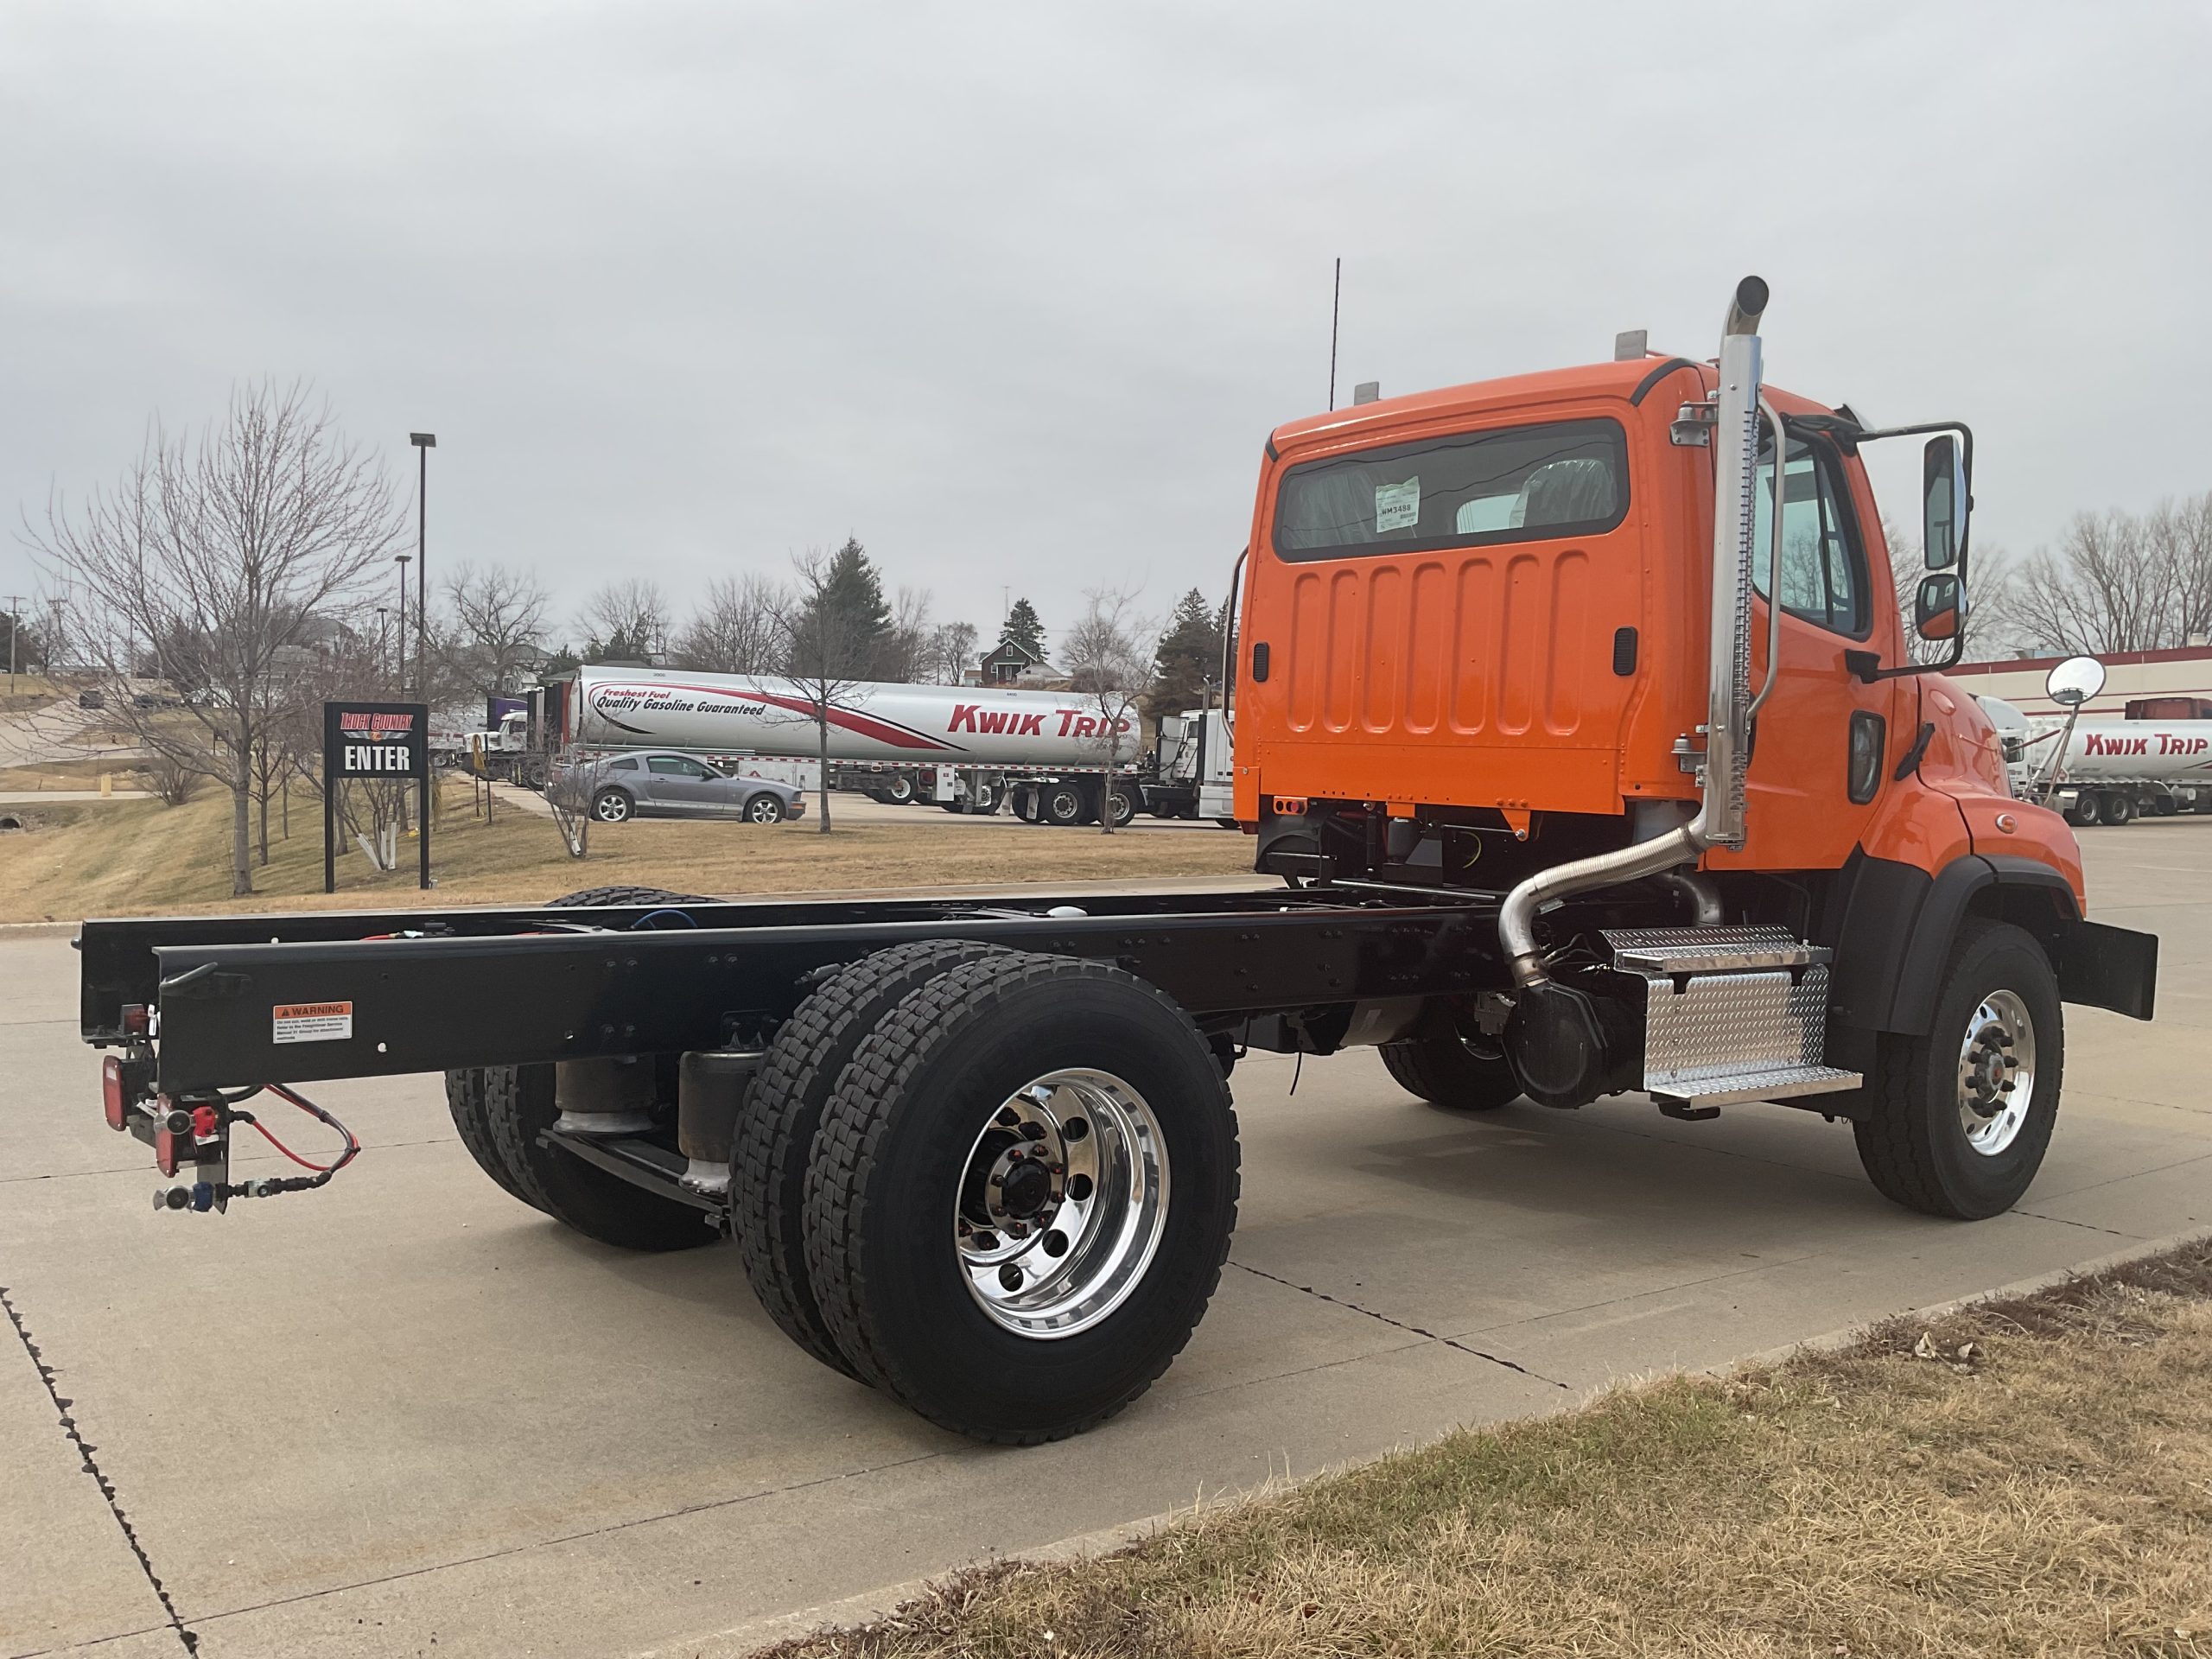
1752 435 1869 637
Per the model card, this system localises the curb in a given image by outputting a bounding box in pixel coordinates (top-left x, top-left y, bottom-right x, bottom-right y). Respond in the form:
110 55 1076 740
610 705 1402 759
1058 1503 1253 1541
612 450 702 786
633 1222 2212 1659
0 920 83 940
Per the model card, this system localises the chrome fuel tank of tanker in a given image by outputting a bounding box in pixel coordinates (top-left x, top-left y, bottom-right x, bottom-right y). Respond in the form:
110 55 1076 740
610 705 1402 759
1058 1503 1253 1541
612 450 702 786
569 666 1134 766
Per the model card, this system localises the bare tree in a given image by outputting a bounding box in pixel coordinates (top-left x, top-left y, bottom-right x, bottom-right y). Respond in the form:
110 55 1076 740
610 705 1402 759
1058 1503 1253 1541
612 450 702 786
879 585 934 683
926 619 978 684
30 382 405 893
2010 511 2171 655
578 577 670 663
444 562 550 699
673 573 786 674
1061 587 1156 835
766 548 878 833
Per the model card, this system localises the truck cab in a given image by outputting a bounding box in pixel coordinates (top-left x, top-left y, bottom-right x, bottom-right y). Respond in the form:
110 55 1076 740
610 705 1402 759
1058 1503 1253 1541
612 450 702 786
1230 278 2155 1217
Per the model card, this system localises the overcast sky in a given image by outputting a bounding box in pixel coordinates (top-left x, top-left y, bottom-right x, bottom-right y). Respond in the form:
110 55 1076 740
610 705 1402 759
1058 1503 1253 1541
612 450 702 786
5 2 2208 657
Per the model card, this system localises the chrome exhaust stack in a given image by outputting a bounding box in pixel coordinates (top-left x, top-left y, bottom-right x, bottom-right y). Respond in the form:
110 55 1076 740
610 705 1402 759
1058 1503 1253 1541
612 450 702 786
1499 275 1768 989
1497 276 1770 1107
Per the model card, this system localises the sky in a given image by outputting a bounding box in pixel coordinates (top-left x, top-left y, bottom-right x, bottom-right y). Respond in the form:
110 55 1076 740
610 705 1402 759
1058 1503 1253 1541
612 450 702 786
4 1 2209 659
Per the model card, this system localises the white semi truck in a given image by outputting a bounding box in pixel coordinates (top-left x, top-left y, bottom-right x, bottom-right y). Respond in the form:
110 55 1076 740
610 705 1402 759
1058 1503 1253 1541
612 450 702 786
1976 695 2212 824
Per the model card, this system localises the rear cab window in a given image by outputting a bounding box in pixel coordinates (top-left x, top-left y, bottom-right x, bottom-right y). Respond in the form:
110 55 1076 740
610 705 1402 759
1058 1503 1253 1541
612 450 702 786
1273 416 1629 561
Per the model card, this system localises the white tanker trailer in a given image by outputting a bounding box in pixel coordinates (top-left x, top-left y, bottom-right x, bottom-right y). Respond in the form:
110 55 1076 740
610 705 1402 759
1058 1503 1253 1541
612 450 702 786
561 666 1147 825
1976 695 2212 826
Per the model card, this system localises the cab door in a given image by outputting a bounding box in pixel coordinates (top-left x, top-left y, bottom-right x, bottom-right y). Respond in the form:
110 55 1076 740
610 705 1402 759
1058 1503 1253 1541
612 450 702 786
1716 432 1902 874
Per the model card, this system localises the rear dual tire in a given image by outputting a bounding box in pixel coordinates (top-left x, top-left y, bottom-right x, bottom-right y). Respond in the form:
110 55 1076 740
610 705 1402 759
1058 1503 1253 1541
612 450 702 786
1380 1034 1524 1111
801 953 1240 1442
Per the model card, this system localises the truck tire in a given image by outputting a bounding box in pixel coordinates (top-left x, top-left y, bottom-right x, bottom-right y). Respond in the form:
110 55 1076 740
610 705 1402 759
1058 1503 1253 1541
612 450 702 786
443 1068 543 1211
484 1063 718 1251
1853 918 2065 1221
734 940 1013 1380
443 886 716 1213
884 775 917 805
803 954 1240 1443
2069 792 2100 828
1379 1036 1523 1111
1041 783 1087 827
1104 787 1138 829
2102 791 2135 825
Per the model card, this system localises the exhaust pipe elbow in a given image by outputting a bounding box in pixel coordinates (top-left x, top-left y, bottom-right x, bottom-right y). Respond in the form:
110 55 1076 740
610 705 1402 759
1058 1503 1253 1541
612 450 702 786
1722 274 1769 338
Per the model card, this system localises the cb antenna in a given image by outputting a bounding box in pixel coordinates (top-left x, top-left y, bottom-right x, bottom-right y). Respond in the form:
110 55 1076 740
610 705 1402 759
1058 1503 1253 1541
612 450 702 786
1327 257 1342 411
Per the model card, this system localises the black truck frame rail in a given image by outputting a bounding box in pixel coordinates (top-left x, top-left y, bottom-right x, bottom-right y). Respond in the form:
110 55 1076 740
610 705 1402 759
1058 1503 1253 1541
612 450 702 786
79 885 1609 1096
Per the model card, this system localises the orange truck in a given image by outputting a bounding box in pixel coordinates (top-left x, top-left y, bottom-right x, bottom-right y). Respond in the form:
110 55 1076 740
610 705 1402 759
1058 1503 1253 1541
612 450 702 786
79 277 2157 1443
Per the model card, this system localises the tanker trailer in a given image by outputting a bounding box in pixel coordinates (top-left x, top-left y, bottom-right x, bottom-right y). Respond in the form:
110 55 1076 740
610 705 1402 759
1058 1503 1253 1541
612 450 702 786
2020 714 2212 825
563 666 1142 823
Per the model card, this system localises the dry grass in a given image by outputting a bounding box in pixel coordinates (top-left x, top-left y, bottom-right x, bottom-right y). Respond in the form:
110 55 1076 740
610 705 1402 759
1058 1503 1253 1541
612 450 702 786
0 755 130 792
0 778 1257 922
0 673 60 714
766 1242 2212 1659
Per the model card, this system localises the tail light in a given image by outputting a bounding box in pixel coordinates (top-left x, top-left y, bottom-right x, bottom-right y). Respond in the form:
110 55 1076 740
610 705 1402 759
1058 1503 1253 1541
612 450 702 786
153 1100 191 1177
102 1056 128 1131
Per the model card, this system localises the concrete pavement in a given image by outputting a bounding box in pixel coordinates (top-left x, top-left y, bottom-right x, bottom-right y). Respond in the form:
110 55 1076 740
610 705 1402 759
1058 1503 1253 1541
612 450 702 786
2 829 2208 1657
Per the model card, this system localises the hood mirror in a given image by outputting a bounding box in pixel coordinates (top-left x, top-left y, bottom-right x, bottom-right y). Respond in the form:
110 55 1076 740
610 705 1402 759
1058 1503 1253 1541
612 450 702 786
2045 655 2106 709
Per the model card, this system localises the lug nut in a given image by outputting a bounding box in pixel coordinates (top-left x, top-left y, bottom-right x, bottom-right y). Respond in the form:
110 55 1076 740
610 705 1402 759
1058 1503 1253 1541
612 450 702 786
1006 1220 1028 1238
996 1107 1020 1128
974 1230 1000 1250
1020 1122 1047 1141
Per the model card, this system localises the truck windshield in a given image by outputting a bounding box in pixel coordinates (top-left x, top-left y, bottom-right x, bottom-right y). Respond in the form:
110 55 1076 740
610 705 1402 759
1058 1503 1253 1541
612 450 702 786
1273 417 1627 562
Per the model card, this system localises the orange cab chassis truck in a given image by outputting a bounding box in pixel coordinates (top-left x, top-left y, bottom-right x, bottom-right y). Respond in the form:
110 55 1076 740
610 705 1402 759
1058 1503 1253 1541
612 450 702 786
78 280 2156 1444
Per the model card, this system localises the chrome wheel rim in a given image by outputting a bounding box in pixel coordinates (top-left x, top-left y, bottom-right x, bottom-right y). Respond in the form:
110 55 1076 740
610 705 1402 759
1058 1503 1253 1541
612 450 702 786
748 798 778 821
953 1068 1169 1339
594 794 628 822
1956 988 2036 1155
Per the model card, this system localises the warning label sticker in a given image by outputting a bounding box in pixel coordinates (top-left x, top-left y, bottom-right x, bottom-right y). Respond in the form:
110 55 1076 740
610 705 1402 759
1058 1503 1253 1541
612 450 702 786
272 1001 353 1045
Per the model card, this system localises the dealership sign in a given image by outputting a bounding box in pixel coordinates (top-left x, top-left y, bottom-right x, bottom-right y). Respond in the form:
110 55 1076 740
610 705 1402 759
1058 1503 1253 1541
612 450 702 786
321 701 431 891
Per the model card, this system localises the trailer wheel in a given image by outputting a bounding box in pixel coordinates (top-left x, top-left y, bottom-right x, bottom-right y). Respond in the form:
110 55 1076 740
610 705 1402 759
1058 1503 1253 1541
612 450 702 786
1853 918 2065 1220
443 1068 544 1211
2102 791 2135 825
884 775 916 805
1041 784 1087 827
804 954 1239 1443
1378 1036 1523 1111
734 940 1014 1380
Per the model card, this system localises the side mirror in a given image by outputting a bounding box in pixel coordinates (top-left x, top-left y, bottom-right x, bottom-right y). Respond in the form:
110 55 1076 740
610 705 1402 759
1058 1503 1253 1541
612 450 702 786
1915 572 1962 641
1922 434 1967 570
2045 654 2107 709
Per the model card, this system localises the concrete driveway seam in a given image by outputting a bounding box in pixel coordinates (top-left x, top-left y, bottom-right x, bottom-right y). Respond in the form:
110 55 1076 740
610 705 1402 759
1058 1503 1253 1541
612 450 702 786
1441 1247 1827 1344
177 1449 946 1634
1227 1260 1570 1390
630 1223 2212 1659
0 1286 194 1657
2026 1146 2212 1203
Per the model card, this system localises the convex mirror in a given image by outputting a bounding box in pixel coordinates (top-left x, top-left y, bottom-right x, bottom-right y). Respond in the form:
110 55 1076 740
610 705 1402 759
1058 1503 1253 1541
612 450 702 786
2045 655 2107 709
1915 572 1962 641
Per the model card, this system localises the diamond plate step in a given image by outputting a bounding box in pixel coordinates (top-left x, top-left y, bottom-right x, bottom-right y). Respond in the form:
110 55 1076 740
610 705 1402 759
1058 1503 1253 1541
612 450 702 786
1648 1062 1862 1109
1603 924 1829 975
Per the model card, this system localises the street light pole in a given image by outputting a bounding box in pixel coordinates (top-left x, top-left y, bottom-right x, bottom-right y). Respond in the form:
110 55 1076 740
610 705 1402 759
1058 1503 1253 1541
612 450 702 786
4 593 21 696
410 433 435 702
394 554 412 699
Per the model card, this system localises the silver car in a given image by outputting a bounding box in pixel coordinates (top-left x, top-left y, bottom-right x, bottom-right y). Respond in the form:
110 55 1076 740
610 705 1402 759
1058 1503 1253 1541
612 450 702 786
559 752 807 824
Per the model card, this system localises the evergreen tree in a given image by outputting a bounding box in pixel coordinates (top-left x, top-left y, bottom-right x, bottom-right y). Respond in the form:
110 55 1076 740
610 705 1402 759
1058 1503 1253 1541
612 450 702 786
1000 596 1046 659
1145 587 1224 716
785 536 892 678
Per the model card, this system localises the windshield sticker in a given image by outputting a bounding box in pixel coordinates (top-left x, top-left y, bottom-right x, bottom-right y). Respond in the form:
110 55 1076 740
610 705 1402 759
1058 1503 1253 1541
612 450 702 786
273 1001 353 1045
1375 477 1421 533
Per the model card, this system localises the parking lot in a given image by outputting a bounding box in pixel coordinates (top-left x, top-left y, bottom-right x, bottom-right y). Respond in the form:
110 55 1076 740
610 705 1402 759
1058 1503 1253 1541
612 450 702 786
4 824 2209 1659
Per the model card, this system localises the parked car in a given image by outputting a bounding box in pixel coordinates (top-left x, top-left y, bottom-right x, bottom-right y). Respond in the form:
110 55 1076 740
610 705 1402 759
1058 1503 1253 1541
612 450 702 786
553 751 807 824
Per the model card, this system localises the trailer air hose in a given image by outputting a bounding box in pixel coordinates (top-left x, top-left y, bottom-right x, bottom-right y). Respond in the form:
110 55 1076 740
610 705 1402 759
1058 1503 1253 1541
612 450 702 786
221 1084 361 1193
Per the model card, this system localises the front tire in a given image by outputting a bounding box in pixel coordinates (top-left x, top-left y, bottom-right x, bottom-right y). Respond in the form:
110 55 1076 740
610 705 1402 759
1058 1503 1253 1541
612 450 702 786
1379 1035 1523 1111
1853 918 2064 1220
803 954 1239 1443
744 793 786 823
593 788 633 823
